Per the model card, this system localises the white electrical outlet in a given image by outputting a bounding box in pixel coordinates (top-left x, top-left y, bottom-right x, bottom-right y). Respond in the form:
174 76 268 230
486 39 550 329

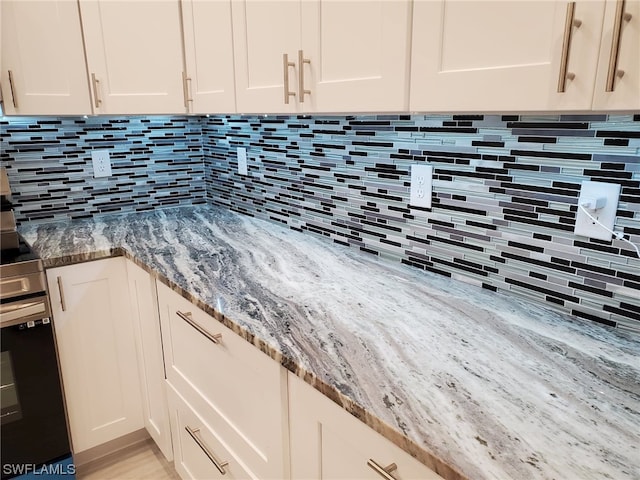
410 164 433 208
237 147 248 175
91 150 112 178
574 180 621 241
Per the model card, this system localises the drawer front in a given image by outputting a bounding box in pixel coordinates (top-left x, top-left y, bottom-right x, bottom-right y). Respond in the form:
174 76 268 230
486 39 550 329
168 383 255 480
157 282 288 479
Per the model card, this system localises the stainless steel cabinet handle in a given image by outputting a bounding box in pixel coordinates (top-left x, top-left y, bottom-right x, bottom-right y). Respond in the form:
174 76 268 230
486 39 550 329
367 459 398 480
176 310 222 344
185 426 229 475
91 73 102 108
606 0 633 92
7 70 18 108
57 276 66 312
283 53 296 104
298 50 311 103
182 71 193 110
557 2 582 93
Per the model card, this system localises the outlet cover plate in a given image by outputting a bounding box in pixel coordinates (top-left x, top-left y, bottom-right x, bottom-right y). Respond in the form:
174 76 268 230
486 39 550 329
410 164 433 208
91 150 112 178
574 180 621 241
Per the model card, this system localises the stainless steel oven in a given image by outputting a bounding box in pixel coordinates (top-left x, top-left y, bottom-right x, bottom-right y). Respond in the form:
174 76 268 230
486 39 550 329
1 168 73 479
1 238 73 479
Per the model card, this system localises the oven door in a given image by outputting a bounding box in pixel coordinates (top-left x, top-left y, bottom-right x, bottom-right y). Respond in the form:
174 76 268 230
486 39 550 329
1 297 71 479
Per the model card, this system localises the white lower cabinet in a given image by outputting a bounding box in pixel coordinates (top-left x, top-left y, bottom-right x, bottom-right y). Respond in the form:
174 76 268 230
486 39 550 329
46 258 144 453
126 260 173 461
156 281 289 480
288 373 444 480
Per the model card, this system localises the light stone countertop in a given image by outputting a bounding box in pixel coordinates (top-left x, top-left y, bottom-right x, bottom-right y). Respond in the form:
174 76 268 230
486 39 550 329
20 205 640 480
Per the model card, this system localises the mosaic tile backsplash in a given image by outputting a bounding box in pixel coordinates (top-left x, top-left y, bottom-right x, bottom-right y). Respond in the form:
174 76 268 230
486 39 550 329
203 114 640 332
1 116 205 223
1 113 639 331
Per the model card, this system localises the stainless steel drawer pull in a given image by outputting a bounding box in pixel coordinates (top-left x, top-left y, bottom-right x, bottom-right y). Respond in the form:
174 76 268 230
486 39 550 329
606 0 633 92
367 459 398 480
176 310 222 344
283 53 296 104
298 50 311 103
57 276 66 312
91 73 102 108
185 426 229 475
7 70 18 108
557 2 581 93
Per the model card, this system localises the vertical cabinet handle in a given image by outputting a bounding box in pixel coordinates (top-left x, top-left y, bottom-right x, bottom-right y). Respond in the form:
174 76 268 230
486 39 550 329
185 426 229 475
7 70 19 108
176 310 222 344
283 53 296 104
182 71 193 110
557 2 582 93
91 73 102 109
56 276 67 312
367 459 398 480
606 0 633 92
298 50 311 103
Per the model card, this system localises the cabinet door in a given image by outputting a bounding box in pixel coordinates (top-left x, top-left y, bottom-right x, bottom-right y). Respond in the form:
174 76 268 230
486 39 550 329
127 260 173 461
157 281 289 479
0 0 91 115
410 0 605 111
181 0 236 113
288 373 444 480
593 0 640 109
231 0 301 113
47 258 143 453
300 0 411 112
79 0 185 114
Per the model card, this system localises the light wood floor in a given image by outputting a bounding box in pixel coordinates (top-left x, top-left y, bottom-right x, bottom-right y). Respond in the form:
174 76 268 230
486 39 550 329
77 439 179 480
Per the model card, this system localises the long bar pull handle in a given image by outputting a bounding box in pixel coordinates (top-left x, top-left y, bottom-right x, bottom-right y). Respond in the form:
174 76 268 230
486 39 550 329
606 0 633 92
367 459 398 480
182 71 193 110
7 70 18 108
91 73 102 109
176 310 222 344
185 426 229 475
57 276 67 312
283 53 296 104
557 2 582 93
298 50 311 103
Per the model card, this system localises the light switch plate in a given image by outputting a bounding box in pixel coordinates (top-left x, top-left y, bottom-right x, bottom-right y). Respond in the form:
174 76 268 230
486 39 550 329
574 180 621 241
91 150 112 178
237 147 248 175
410 164 433 208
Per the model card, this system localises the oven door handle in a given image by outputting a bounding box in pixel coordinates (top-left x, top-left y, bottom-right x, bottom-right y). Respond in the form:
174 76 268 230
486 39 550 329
0 299 48 327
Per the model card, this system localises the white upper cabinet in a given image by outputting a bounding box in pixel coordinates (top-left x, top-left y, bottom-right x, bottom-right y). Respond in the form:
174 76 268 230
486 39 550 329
0 0 92 115
232 0 411 113
593 0 640 109
300 0 411 112
79 0 186 114
410 0 606 111
181 0 236 113
232 0 302 113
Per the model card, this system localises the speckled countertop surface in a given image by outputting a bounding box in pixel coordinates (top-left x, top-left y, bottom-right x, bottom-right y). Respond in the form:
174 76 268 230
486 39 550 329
20 205 640 480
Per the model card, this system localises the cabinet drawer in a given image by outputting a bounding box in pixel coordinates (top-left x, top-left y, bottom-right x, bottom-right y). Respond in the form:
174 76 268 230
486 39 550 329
157 282 288 479
168 383 254 480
